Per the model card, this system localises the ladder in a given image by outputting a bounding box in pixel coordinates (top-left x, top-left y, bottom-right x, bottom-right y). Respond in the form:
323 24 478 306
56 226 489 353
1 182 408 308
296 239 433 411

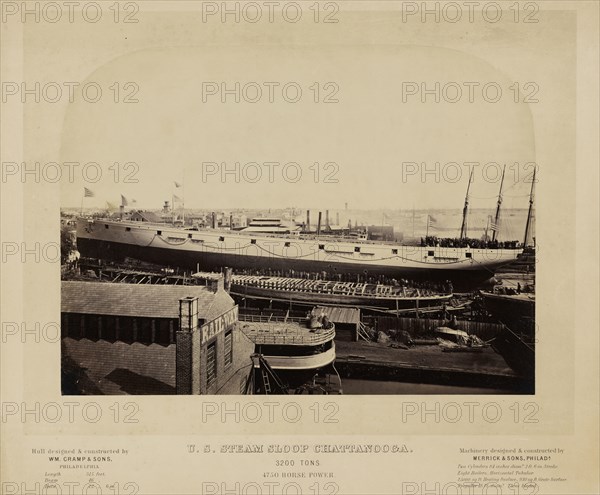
261 368 272 394
252 354 289 395
357 322 372 342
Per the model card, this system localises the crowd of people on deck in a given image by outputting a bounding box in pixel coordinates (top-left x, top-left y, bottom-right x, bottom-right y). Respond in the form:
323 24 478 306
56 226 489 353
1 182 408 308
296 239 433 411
494 282 534 295
421 236 521 249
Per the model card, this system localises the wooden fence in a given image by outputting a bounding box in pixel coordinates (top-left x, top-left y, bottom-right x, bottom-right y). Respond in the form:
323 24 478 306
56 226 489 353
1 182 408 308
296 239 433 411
239 308 504 340
363 316 503 340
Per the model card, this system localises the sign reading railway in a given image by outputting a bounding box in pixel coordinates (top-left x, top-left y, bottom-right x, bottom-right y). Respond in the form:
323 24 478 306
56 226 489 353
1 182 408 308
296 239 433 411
201 306 239 345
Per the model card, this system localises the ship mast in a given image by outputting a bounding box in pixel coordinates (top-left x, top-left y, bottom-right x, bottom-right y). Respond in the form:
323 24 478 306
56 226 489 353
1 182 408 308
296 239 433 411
459 166 474 239
484 215 491 241
523 166 536 247
171 193 175 224
180 174 185 225
491 164 506 242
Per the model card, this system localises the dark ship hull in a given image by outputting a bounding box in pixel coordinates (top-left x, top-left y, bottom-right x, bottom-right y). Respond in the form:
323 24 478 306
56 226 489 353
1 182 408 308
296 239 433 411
77 236 506 286
480 291 535 339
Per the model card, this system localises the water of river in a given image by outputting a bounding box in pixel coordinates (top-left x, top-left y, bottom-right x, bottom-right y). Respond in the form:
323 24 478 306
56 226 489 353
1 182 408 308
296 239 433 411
332 377 512 395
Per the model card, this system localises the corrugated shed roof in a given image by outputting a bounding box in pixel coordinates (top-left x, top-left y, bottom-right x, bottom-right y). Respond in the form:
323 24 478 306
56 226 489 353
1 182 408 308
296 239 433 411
61 281 223 319
314 306 361 325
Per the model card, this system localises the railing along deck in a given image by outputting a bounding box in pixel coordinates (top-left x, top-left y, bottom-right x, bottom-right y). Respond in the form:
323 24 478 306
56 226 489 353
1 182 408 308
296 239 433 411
238 314 306 323
238 320 335 345
90 219 523 250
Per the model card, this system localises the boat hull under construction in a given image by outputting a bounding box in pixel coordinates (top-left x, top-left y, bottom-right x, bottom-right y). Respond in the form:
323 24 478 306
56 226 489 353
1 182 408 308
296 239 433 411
229 275 452 310
77 219 521 283
480 291 535 338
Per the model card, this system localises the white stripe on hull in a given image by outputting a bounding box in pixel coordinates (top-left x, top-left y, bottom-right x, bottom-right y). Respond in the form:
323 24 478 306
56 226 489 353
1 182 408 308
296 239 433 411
254 346 336 371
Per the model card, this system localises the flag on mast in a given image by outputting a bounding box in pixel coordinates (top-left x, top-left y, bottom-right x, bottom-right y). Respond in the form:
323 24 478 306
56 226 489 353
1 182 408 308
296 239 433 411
121 194 129 207
174 181 182 188
426 214 438 237
84 187 95 197
173 194 183 203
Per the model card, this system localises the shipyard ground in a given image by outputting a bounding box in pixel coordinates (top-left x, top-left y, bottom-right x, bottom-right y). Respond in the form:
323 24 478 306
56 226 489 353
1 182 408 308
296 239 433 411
62 338 532 395
334 341 533 393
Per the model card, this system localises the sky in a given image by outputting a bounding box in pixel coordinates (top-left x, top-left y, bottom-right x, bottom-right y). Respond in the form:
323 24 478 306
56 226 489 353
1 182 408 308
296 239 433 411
36 9 571 212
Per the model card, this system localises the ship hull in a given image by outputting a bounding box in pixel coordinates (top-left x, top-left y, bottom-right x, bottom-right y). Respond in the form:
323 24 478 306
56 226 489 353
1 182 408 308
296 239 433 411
481 291 535 338
256 346 336 371
78 236 497 284
76 219 521 284
231 284 452 309
252 348 336 392
252 367 334 392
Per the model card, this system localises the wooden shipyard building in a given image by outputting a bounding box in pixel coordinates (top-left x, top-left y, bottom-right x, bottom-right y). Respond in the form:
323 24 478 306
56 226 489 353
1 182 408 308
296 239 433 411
61 276 254 395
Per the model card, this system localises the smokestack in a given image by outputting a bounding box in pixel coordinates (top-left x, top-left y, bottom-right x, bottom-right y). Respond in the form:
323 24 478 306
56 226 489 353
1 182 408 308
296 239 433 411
306 210 310 231
317 211 322 236
211 212 216 229
325 210 329 229
229 214 233 230
119 205 124 220
336 212 340 226
176 295 200 394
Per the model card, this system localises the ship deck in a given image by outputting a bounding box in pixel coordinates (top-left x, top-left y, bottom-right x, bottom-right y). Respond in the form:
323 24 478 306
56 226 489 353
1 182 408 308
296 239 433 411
481 291 535 303
231 275 448 299
238 317 335 346
83 218 524 250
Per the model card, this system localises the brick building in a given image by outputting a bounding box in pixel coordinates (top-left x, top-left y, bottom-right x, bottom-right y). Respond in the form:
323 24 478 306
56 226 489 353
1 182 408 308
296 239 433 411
61 279 254 395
